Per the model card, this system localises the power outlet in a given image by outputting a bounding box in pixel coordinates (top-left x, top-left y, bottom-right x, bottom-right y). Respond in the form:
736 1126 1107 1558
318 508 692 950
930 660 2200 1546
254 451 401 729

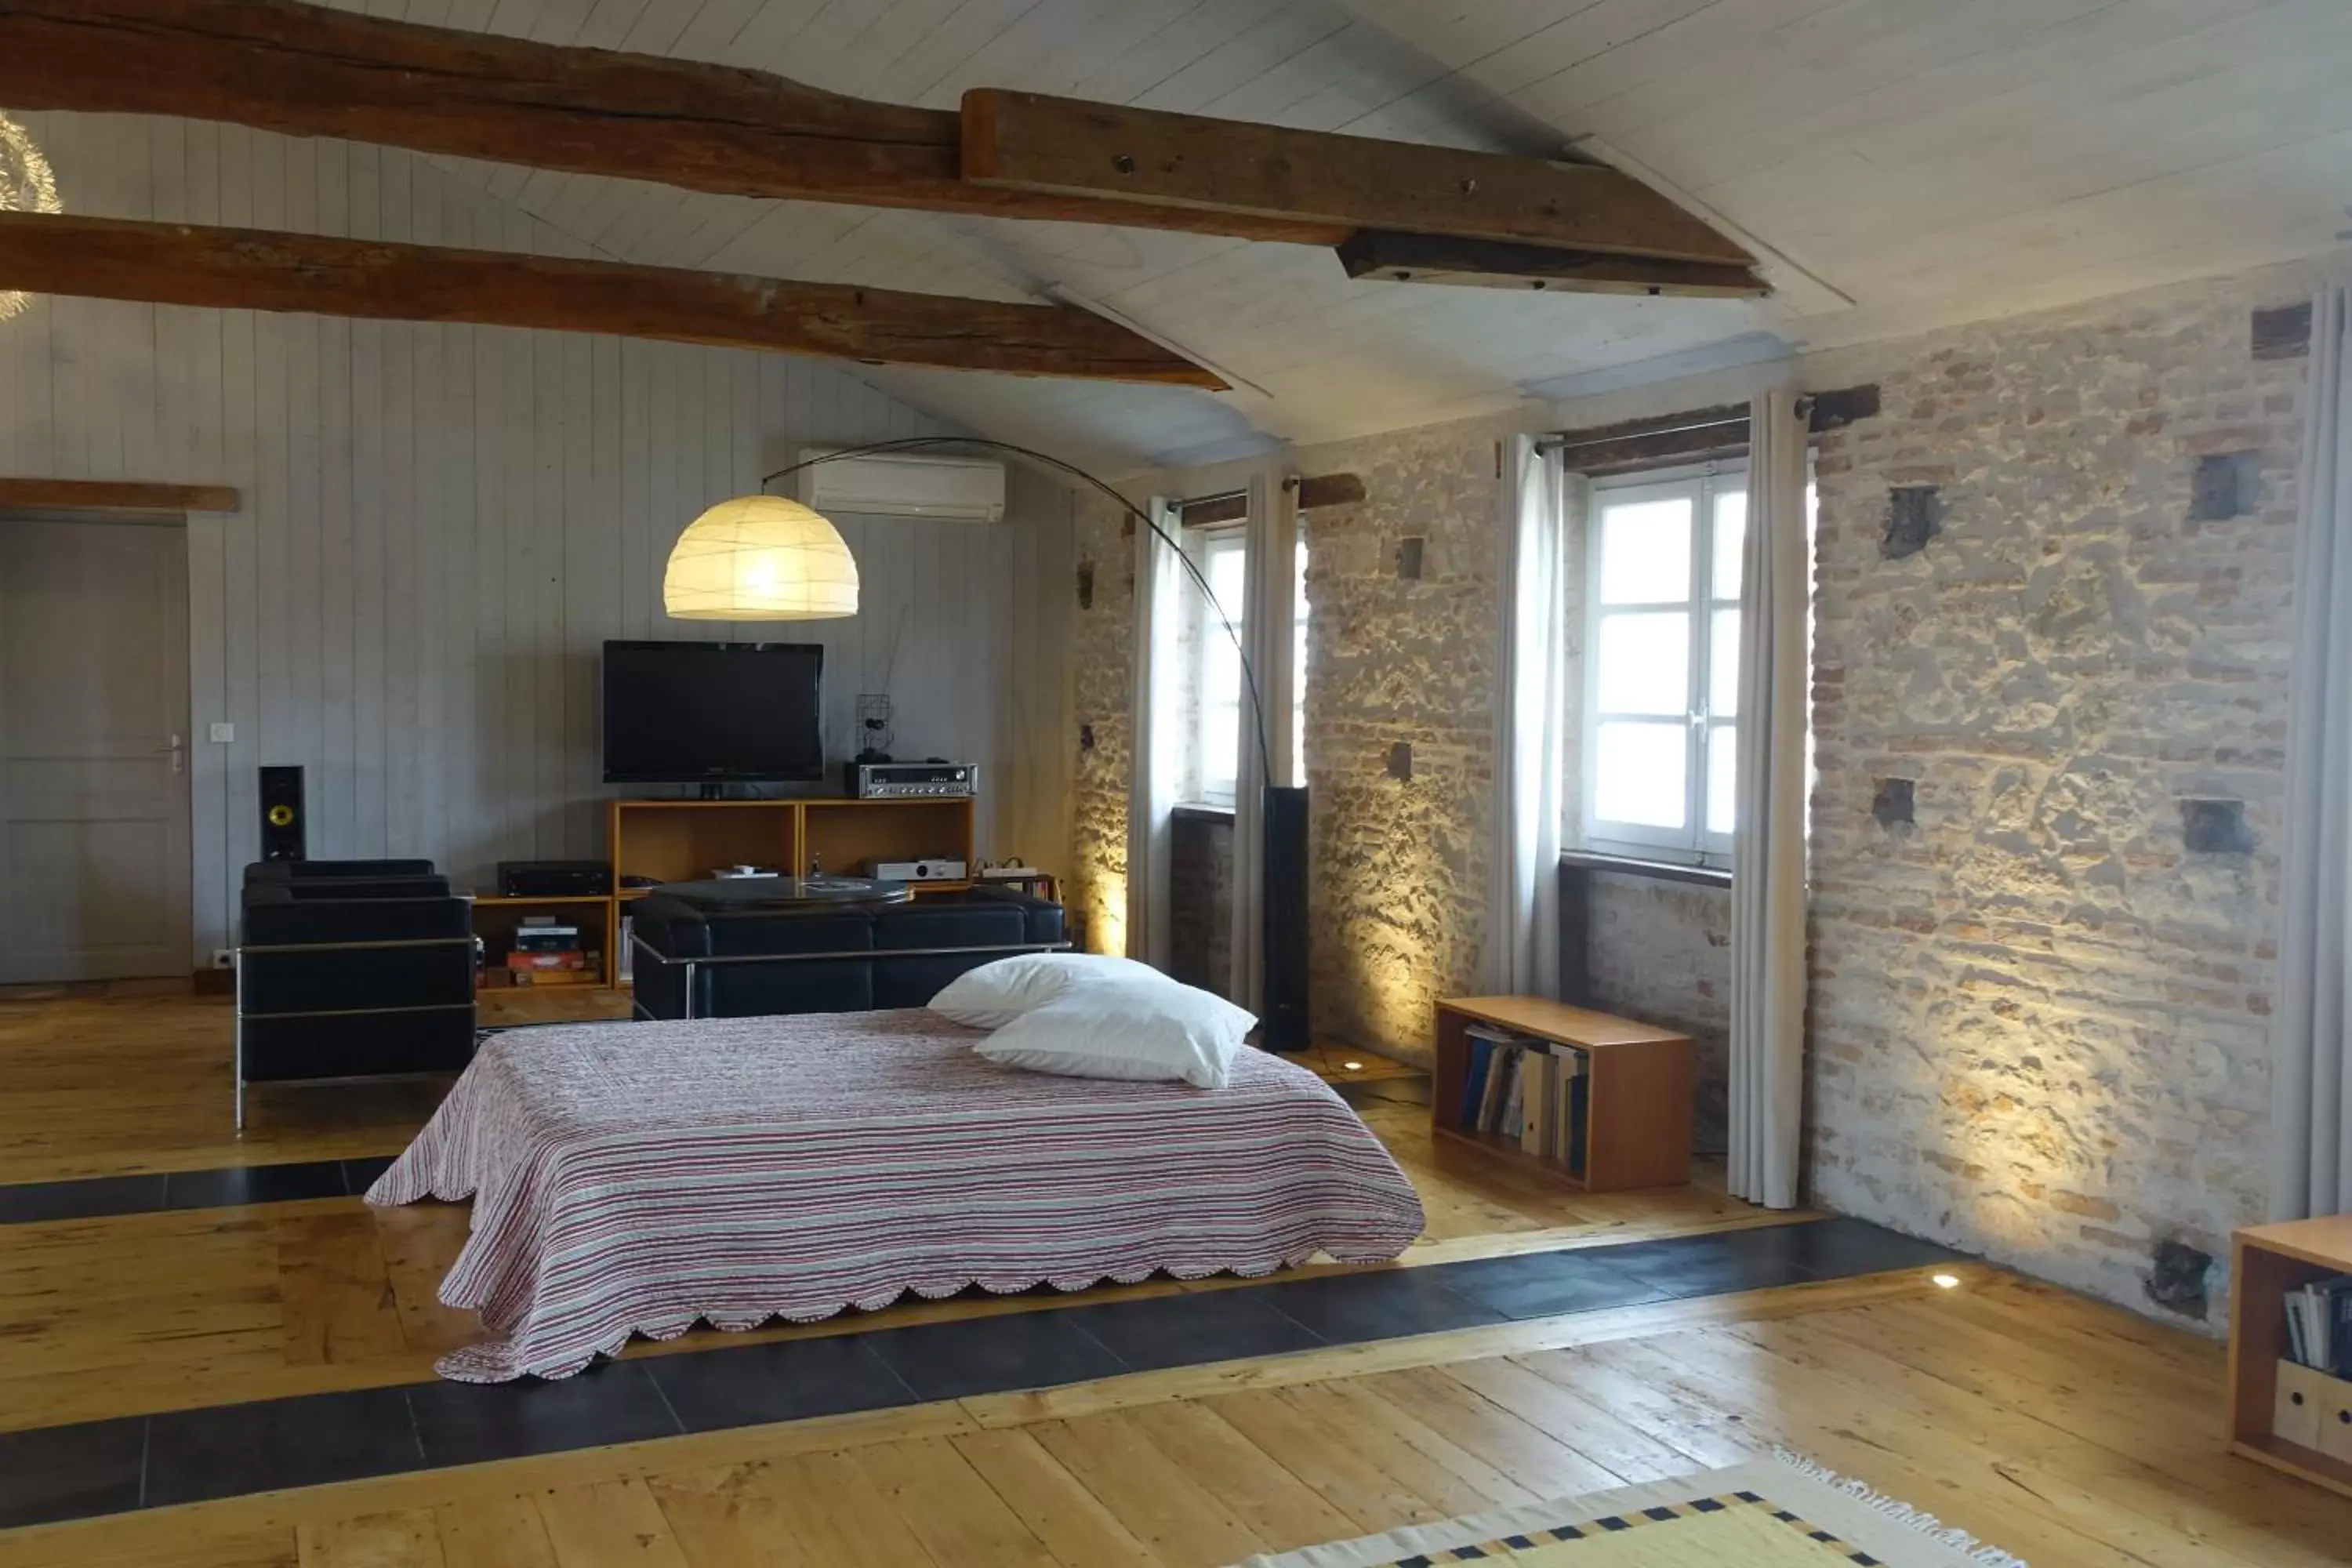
210 949 234 970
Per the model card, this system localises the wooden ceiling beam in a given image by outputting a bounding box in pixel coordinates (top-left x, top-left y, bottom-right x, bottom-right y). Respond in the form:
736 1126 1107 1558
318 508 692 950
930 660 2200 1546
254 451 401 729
0 1 1759 285
0 477 240 513
0 214 1229 389
0 0 1345 245
963 91 1756 267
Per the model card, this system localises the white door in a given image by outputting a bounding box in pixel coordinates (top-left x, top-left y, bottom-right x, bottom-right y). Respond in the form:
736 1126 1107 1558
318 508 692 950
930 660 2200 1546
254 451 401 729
0 517 192 982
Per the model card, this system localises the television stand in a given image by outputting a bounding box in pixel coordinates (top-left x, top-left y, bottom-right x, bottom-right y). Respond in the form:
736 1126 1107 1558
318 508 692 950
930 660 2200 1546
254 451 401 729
471 795 980 992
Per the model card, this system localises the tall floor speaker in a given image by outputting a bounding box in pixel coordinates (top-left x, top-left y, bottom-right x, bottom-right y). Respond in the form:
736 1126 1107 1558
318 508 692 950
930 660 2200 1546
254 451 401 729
1260 784 1309 1051
259 765 307 862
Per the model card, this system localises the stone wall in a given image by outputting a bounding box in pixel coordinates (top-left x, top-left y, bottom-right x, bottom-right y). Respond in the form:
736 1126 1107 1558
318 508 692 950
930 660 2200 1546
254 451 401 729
1169 810 1235 996
1581 873 1734 1151
1799 271 2307 1321
1063 420 1521 1061
1056 260 2319 1324
1298 426 1504 1062
1068 495 1134 957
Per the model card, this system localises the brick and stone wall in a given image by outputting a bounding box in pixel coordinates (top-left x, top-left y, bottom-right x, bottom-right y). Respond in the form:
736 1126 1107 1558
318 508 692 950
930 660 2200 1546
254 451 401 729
1583 873 1734 1151
1799 271 2308 1321
1065 419 1523 1060
1169 809 1235 996
1068 495 1134 957
1058 259 2319 1324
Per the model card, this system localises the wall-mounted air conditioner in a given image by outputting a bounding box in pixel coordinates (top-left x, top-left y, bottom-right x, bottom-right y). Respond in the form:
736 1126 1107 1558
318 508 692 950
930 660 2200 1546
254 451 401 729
795 448 1007 521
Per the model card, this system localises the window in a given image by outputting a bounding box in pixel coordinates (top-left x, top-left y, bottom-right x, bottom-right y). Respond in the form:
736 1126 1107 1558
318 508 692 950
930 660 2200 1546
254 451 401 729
1191 529 1247 807
1581 462 1747 864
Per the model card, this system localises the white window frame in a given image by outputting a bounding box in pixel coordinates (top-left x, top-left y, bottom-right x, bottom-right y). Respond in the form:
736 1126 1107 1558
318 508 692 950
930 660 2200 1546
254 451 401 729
1188 526 1249 810
1580 459 1746 867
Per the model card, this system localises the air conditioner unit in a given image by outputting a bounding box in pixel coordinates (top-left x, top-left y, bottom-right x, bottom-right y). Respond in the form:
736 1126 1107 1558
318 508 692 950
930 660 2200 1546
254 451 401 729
796 448 1007 522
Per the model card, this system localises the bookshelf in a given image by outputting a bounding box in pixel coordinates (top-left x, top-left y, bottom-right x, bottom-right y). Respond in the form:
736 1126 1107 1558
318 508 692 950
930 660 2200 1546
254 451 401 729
1431 996 1693 1193
2227 1214 2352 1499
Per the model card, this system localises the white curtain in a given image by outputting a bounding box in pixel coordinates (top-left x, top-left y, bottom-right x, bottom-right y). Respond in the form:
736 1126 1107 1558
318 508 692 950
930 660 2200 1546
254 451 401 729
2272 286 2352 1221
1489 435 1569 996
1125 498 1183 969
1229 471 1293 1011
1728 389 1810 1210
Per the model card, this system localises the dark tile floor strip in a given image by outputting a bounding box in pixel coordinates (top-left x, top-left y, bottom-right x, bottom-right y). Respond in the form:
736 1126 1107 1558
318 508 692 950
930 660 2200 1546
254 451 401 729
0 1157 396 1225
0 1217 1967 1532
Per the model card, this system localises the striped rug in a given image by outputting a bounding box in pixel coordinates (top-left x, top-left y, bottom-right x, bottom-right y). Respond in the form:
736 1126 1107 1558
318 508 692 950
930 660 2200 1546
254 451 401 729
1234 1454 2027 1568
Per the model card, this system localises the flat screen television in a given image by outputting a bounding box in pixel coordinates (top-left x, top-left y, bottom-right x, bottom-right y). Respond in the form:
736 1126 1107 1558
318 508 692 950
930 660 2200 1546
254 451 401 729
602 641 826 784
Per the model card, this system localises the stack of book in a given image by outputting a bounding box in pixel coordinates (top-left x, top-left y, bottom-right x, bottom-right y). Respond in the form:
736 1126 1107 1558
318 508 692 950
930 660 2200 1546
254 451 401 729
1460 1024 1589 1175
2286 1275 2352 1374
507 916 595 987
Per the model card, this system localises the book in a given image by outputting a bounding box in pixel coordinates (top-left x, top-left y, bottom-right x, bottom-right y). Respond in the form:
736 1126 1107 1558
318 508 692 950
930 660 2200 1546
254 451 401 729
2289 1275 2352 1373
1497 1049 1525 1140
1519 1045 1548 1155
506 950 586 970
510 967 597 986
1461 1036 1496 1130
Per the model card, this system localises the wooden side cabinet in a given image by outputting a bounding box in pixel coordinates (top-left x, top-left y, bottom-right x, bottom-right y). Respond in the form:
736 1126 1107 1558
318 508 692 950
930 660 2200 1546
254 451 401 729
2228 1214 2352 1500
1432 995 1693 1193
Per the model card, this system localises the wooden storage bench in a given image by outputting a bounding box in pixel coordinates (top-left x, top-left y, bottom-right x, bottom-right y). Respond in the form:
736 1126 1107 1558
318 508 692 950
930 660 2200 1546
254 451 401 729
1432 995 1693 1193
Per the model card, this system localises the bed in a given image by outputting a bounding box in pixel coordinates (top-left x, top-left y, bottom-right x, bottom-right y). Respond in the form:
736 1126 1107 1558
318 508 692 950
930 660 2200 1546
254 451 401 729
367 1009 1426 1381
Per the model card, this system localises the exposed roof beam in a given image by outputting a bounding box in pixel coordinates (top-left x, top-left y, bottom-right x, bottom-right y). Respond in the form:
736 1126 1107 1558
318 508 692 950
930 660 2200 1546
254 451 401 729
0 213 1229 388
0 0 1345 245
963 91 1755 267
0 0 1758 286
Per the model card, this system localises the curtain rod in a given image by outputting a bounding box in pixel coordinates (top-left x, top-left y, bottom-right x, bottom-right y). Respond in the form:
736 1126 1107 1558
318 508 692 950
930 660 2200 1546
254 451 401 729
1539 393 1816 454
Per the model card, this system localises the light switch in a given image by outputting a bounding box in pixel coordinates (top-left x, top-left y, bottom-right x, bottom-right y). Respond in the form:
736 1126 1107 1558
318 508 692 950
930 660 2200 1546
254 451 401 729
209 722 235 744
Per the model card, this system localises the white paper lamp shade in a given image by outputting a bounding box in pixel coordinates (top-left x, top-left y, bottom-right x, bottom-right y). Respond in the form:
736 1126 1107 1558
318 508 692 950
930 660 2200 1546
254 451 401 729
663 495 859 621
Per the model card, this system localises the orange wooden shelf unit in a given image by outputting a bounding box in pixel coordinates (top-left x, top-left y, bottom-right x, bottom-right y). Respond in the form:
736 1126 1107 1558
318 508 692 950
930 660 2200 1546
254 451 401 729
470 797 980 989
1430 995 1693 1195
2227 1214 2352 1500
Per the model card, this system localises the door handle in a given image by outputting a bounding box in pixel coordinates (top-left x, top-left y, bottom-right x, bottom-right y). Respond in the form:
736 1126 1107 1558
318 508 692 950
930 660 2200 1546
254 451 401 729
154 735 183 774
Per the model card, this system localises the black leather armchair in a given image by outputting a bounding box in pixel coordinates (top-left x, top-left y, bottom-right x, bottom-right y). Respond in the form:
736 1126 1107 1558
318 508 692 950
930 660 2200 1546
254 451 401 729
235 859 476 1127
630 884 1067 1022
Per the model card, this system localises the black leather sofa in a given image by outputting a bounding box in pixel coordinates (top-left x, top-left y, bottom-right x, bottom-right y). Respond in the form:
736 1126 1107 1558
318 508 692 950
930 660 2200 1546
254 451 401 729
236 859 477 1127
630 884 1067 1022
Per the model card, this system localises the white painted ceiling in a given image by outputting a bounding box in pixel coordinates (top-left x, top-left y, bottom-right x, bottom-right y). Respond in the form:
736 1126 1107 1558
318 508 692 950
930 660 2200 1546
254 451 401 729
322 0 2352 471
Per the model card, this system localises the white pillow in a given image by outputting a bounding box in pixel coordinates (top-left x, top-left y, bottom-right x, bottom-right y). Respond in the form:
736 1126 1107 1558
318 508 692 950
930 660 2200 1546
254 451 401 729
930 953 1172 1029
975 977 1258 1089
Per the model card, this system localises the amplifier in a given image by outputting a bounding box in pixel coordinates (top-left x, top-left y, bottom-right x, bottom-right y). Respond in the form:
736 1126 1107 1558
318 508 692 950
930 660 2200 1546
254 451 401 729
497 859 613 897
843 760 978 799
869 858 968 882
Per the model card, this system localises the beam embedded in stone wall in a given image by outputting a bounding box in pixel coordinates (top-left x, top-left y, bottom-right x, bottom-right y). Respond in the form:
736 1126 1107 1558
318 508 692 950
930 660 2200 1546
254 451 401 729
1177 472 1363 528
1296 473 1367 510
1550 383 1881 474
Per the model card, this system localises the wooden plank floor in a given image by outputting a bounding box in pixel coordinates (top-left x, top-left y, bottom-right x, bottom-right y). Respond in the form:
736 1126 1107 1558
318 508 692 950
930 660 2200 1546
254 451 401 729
5 1269 2350 1568
7 994 2345 1568
0 994 1773 1432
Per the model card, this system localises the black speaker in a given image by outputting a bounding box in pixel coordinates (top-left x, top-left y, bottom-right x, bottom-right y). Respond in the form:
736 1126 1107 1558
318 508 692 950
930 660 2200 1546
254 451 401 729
259 765 307 862
1260 784 1309 1051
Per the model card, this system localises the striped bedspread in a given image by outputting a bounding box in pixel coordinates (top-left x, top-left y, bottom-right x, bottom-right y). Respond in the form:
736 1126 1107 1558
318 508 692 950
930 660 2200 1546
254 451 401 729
367 1009 1425 1382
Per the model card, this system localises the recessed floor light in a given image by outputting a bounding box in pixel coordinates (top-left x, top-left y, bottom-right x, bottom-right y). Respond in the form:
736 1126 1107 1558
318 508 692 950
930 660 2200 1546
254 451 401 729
1932 1272 1962 1290
1343 1061 1364 1072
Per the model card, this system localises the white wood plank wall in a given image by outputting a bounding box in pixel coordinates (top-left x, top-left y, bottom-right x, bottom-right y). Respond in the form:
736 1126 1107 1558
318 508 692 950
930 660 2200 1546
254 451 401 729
0 113 1074 964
